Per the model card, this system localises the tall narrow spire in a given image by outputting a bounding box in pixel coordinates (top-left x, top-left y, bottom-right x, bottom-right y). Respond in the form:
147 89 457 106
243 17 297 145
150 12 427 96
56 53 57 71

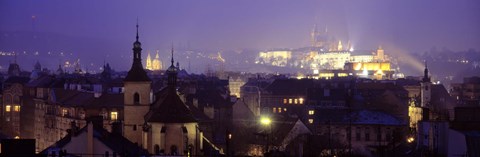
171 44 174 66
167 44 178 88
136 18 139 42
124 21 150 82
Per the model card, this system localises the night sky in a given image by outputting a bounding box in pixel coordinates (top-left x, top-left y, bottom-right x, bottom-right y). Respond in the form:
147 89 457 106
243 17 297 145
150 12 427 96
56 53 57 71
1 0 479 71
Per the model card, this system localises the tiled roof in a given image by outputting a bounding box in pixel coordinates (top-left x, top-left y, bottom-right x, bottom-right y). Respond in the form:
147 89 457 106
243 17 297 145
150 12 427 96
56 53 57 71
145 87 197 123
26 75 55 88
40 123 148 156
4 76 30 84
51 89 123 108
124 64 151 82
314 109 404 125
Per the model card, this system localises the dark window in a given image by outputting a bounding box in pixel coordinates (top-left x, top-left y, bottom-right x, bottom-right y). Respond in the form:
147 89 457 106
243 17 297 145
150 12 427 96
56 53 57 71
170 145 178 155
365 133 370 141
356 132 361 141
134 93 140 104
154 145 160 155
133 125 137 131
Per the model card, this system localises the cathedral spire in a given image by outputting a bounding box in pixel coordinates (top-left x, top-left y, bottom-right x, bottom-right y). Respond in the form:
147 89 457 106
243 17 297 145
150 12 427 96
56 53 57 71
422 60 430 82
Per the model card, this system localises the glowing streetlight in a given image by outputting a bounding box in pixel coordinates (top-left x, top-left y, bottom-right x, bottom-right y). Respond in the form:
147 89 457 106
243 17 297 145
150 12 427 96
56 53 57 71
260 116 272 154
260 117 271 125
407 137 415 143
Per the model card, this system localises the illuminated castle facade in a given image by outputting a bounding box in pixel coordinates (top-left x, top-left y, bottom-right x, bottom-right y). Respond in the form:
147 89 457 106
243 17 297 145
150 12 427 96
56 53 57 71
145 50 162 71
255 24 395 80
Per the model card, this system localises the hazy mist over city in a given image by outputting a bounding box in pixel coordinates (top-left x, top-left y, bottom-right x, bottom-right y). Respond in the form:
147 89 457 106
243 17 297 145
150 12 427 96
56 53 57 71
1 0 479 75
2 1 480 156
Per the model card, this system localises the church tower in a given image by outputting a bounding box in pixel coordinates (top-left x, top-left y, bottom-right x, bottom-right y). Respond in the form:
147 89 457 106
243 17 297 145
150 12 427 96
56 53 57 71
146 51 152 70
143 47 200 155
420 61 431 108
152 50 162 70
123 22 152 146
376 46 385 61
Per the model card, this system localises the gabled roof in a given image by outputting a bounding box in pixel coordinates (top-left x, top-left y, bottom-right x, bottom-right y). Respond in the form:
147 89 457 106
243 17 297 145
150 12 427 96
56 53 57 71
26 75 55 88
51 89 123 108
145 87 197 123
314 109 404 125
4 76 30 85
40 123 148 156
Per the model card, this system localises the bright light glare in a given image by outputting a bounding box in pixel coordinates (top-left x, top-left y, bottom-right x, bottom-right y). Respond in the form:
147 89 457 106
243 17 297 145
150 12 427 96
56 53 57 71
260 117 271 125
407 137 415 143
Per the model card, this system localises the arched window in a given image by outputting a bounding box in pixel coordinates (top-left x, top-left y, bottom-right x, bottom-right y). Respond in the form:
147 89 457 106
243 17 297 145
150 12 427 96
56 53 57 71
134 93 140 104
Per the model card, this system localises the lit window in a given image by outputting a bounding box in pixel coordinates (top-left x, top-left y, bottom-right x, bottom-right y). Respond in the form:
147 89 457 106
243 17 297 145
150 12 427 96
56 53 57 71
284 108 287 112
283 99 287 104
111 112 118 121
308 110 315 115
299 98 304 104
62 109 68 117
294 99 298 104
273 108 277 113
289 99 292 104
14 105 20 112
5 105 11 112
308 119 313 124
278 108 282 113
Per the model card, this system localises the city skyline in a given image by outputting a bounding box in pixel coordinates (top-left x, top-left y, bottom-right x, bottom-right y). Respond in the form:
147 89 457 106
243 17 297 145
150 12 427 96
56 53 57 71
1 1 480 155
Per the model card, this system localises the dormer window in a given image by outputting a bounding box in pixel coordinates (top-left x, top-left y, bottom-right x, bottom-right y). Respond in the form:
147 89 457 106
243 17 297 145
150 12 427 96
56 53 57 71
134 93 140 104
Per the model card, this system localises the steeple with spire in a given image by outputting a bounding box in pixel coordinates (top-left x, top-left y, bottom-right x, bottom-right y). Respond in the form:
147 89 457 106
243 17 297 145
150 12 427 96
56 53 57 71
123 21 152 145
420 60 432 108
146 51 152 70
166 45 178 88
422 61 431 82
124 21 150 82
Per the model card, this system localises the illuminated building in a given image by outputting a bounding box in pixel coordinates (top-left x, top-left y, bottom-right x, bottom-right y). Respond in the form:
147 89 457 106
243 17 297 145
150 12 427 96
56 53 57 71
310 46 393 80
146 51 152 70
255 50 292 67
314 51 351 70
153 51 162 70
145 50 162 71
2 76 29 138
228 76 246 98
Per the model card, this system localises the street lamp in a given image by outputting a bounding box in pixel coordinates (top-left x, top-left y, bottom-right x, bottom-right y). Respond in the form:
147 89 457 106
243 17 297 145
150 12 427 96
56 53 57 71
260 116 272 154
407 136 415 143
260 117 272 125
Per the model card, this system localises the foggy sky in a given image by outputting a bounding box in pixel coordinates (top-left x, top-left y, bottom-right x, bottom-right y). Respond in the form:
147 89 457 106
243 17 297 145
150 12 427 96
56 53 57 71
1 0 479 71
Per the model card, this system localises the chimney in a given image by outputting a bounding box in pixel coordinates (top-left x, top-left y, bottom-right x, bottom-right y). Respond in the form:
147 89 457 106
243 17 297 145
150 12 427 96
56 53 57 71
69 121 78 137
111 121 123 135
87 122 94 157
